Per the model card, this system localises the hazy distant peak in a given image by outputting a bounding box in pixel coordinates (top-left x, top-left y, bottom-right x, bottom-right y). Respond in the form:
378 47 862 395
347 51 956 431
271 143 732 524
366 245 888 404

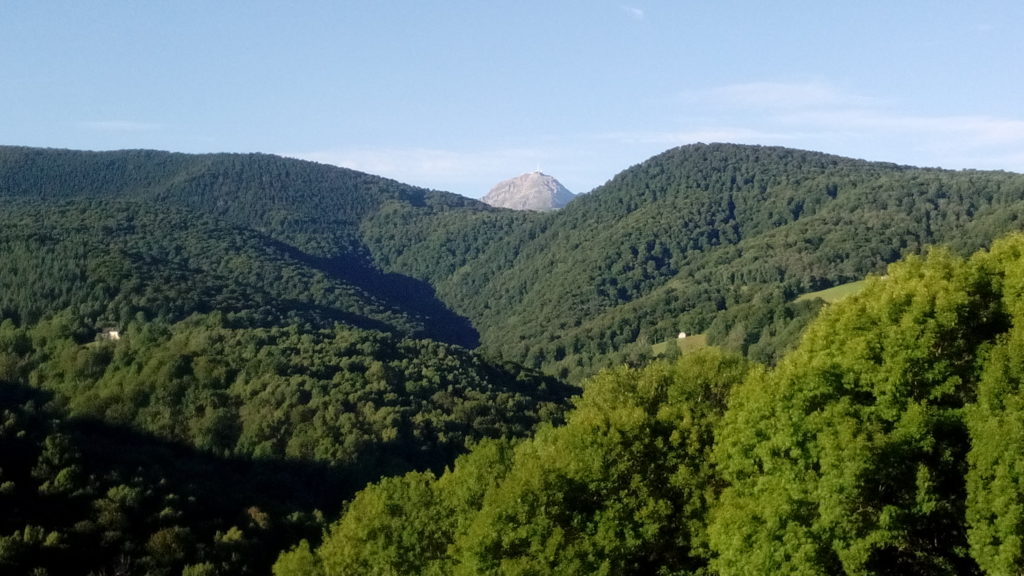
483 171 575 211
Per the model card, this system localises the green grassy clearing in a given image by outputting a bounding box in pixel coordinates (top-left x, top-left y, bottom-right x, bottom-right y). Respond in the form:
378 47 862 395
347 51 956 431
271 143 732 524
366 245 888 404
795 280 867 304
652 333 708 356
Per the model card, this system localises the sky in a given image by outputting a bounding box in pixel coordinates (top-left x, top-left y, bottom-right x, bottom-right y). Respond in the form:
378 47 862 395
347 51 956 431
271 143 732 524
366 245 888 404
3 1 1024 198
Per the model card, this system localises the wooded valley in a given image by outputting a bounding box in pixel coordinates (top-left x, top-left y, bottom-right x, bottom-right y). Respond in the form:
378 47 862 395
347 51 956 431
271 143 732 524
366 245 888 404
2 143 1024 574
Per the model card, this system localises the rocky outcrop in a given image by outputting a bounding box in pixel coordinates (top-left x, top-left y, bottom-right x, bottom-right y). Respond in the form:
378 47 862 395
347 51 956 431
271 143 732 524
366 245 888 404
482 171 575 211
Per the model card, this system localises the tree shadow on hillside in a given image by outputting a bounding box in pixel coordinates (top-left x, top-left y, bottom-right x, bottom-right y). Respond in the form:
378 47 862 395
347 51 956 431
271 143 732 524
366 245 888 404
269 240 480 348
0 382 466 574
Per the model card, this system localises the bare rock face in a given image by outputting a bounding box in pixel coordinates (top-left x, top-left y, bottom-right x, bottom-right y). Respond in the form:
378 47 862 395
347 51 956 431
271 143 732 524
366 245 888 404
482 171 575 211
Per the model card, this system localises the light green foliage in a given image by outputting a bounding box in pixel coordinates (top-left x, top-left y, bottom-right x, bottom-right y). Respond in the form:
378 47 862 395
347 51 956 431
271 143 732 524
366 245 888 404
966 326 1024 574
297 233 1024 575
273 540 323 576
307 349 750 575
309 439 514 576
458 350 748 575
365 144 1024 378
965 235 1024 575
318 472 446 576
711 245 1010 575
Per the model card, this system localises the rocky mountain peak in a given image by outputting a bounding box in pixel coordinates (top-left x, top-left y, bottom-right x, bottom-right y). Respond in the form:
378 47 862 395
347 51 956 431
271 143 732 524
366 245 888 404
482 171 575 211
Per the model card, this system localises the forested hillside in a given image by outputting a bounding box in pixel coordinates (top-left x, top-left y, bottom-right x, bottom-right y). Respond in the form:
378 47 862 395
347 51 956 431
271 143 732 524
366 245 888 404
0 197 483 346
0 312 571 574
364 144 1024 376
280 233 1024 576
0 146 572 574
0 146 486 347
6 144 1024 381
0 146 481 255
5 143 1024 574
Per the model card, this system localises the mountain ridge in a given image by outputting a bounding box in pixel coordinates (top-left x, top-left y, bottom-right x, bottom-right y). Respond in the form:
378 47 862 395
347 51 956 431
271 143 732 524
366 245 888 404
362 143 1024 376
6 142 1024 573
5 142 1024 380
0 145 489 347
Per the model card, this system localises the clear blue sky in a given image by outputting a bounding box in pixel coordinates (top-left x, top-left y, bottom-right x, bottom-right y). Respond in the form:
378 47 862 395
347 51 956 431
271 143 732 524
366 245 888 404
3 1 1023 198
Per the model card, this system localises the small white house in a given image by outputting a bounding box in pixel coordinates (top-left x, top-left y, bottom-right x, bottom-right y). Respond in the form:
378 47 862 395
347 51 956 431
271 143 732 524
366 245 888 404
678 332 687 339
100 329 121 341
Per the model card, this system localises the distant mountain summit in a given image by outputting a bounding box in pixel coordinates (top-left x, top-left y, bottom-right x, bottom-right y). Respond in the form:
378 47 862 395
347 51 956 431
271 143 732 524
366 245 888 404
482 171 575 211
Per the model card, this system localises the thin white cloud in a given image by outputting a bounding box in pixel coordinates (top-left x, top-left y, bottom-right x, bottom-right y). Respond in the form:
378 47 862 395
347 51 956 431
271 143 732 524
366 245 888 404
622 5 645 20
293 81 1024 198
81 120 162 132
687 81 881 111
291 146 552 194
601 127 800 146
655 81 1024 172
780 109 1024 146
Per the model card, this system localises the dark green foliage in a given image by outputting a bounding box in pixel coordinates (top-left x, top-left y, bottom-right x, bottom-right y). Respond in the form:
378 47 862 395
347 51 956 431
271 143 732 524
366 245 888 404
35 313 569 476
0 199 410 332
11 143 1024 574
0 146 484 347
6 144 1024 380
704 288 824 363
0 383 338 576
0 310 572 574
363 144 1024 379
0 144 577 574
0 146 479 257
0 313 570 574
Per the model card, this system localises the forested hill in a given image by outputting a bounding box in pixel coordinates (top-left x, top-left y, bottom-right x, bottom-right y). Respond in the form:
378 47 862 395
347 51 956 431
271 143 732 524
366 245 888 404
5 143 1024 381
0 146 488 346
364 143 1024 377
0 148 574 574
6 142 1024 574
281 233 1024 576
0 146 483 253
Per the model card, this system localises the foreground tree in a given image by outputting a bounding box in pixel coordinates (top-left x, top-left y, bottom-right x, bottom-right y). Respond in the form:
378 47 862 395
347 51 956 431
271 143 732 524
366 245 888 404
289 349 750 575
965 236 1024 575
288 233 1024 575
711 240 1018 575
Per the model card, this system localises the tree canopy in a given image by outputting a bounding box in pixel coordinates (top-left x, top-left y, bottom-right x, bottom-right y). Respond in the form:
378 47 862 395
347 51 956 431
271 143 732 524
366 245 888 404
283 233 1024 576
6 143 1024 380
6 143 1024 574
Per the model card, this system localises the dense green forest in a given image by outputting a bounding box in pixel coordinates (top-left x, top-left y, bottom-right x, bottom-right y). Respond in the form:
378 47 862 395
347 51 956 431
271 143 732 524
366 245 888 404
363 144 1024 375
0 313 570 575
0 198 476 346
5 144 1024 380
5 143 1024 574
0 146 485 348
279 234 1024 575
